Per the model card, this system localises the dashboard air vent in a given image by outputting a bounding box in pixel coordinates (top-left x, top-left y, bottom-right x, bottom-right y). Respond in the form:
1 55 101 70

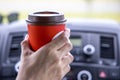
9 35 24 58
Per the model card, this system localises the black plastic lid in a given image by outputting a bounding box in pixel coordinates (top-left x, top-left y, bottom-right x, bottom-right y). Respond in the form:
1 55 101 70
26 11 66 25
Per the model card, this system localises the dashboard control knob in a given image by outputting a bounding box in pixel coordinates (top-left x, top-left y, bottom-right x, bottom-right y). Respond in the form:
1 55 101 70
83 44 95 56
81 73 89 80
77 70 92 80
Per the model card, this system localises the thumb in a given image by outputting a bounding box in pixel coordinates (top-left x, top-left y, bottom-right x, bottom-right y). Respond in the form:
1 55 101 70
21 35 33 57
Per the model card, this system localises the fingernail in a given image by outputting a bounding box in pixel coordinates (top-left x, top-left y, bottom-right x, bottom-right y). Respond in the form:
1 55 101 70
65 29 70 38
66 28 70 33
24 34 28 40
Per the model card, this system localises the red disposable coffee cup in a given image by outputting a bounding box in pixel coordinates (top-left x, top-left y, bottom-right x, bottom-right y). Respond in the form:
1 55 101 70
26 11 66 51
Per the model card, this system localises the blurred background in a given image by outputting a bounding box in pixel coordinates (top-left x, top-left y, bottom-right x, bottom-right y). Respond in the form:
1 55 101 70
0 0 120 24
0 0 120 80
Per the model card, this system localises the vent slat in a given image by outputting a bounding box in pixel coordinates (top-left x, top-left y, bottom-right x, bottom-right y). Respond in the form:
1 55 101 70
9 35 24 57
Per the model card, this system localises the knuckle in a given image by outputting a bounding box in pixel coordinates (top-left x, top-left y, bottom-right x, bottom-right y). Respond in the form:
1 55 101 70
21 40 27 47
60 34 68 42
55 63 62 73
68 53 74 63
21 40 25 46
70 54 74 63
67 65 71 72
54 54 60 62
66 42 73 50
22 49 30 57
70 42 73 49
49 51 60 62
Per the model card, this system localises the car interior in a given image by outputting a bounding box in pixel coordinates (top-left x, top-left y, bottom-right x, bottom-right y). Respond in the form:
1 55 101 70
0 0 120 80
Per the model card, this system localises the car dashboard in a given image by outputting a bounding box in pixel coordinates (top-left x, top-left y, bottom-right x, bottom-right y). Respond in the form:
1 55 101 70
0 19 120 80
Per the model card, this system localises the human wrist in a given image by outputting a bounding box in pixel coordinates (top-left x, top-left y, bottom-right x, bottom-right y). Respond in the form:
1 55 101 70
16 70 29 80
16 64 30 80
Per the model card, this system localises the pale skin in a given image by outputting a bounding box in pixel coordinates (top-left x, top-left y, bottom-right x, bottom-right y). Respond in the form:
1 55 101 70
16 28 74 80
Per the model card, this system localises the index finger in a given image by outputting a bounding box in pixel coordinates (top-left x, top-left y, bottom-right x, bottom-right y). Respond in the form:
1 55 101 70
48 29 70 50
